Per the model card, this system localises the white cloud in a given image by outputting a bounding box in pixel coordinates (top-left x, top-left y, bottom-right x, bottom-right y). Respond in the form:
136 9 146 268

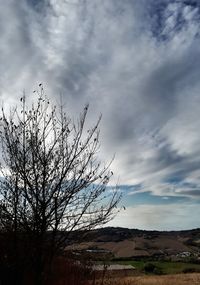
108 203 200 230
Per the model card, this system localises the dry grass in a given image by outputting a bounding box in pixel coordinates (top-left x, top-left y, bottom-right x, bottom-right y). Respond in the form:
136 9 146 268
92 273 200 285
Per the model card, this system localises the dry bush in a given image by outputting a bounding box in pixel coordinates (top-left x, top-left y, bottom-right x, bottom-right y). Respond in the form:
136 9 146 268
92 273 200 285
45 256 92 285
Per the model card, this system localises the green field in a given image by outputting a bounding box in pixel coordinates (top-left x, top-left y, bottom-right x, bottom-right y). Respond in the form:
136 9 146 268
112 260 200 274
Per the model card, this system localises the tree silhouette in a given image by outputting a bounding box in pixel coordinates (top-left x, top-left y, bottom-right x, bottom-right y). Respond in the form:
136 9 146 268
0 85 121 285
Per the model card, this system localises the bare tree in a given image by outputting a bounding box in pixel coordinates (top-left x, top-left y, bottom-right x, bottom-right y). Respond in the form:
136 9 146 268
0 85 121 285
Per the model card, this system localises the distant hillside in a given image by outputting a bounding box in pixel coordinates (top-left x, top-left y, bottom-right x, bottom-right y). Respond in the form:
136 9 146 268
65 227 200 259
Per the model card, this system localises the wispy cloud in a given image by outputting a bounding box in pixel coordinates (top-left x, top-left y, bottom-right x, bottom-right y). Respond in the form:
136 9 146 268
1 0 200 228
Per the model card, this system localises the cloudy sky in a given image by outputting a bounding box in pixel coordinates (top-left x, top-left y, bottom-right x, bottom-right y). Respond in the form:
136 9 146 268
1 0 200 230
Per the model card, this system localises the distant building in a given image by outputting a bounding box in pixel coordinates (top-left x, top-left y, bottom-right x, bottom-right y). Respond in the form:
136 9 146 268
176 251 191 258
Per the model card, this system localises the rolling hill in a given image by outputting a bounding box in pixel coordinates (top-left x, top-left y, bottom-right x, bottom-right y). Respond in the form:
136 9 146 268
65 227 200 259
